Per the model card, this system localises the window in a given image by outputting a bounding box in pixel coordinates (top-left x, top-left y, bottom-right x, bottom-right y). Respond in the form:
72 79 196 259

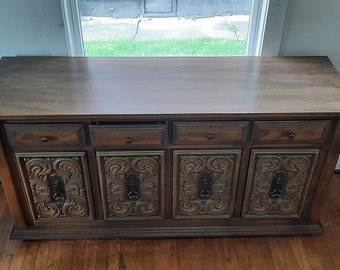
61 0 287 57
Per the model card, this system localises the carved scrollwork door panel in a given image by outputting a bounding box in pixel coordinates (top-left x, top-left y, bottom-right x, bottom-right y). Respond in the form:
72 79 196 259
242 149 319 218
173 150 241 219
15 152 94 222
96 151 165 220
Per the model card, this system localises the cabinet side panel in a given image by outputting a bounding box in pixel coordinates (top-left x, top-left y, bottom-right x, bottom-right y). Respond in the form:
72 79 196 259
309 118 340 221
0 135 26 229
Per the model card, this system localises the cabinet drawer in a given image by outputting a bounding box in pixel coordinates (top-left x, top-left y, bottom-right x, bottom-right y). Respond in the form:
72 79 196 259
4 123 86 148
172 121 249 145
252 120 330 144
90 125 168 147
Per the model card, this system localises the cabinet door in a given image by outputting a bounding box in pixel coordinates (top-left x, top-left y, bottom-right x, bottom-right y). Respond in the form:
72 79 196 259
173 150 241 219
242 149 319 218
15 152 94 222
96 151 165 220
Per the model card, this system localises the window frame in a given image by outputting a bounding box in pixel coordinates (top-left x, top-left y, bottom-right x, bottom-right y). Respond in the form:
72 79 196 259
61 0 84 56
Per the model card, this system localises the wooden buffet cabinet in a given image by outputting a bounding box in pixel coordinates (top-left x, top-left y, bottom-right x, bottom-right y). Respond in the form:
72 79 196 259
1 56 340 239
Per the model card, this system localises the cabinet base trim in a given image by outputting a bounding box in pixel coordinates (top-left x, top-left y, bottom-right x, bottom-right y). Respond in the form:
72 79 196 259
10 224 324 240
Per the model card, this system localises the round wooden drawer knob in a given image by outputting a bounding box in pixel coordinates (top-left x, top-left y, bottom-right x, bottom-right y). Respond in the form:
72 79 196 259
126 137 133 144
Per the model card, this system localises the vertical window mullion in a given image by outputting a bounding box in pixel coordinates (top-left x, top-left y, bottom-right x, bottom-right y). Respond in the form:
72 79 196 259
61 0 85 56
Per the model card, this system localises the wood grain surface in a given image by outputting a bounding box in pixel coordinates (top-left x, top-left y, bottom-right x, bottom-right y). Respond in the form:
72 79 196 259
0 56 340 119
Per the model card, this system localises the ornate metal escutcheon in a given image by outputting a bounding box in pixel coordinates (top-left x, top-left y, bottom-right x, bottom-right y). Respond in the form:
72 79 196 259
47 174 66 205
125 173 141 201
198 171 213 199
269 172 287 199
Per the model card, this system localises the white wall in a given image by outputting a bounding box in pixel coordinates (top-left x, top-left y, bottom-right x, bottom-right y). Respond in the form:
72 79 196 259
0 0 67 57
279 0 340 170
279 0 340 72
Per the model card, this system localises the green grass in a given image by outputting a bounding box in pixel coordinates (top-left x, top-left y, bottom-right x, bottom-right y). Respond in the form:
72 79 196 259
84 38 247 56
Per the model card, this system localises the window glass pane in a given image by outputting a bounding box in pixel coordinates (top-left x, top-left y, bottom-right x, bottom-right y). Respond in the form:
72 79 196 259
78 0 252 56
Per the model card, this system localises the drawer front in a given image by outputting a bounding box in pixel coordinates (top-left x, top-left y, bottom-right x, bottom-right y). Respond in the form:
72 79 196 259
252 120 330 144
90 125 168 147
4 123 86 148
172 121 249 145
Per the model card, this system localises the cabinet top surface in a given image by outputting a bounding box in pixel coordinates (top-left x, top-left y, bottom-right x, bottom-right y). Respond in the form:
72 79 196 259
1 56 340 119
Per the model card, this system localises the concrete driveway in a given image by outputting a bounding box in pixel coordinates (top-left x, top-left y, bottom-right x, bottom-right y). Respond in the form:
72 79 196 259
81 15 250 41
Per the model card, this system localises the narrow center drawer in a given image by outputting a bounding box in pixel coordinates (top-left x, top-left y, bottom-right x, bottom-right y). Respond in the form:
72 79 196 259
90 125 168 147
252 120 331 143
4 123 86 148
172 121 249 145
